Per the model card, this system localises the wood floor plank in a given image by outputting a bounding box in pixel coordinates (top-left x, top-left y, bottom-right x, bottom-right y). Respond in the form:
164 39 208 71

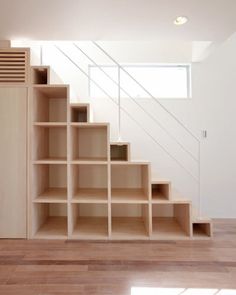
0 219 236 293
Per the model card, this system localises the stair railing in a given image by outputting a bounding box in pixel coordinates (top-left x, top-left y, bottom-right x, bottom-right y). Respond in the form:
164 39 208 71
54 43 202 218
92 41 201 218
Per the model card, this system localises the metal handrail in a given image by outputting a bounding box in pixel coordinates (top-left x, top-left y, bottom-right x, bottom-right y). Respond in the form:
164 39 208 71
54 44 198 181
92 41 202 217
73 42 198 162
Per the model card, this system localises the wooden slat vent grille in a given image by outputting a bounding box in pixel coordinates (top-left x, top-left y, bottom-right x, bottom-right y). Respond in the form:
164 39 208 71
0 49 28 83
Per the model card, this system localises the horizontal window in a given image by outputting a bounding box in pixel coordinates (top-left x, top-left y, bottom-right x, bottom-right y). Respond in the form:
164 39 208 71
89 64 191 99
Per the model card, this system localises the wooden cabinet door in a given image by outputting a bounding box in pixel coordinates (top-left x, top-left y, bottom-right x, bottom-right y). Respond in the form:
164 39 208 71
0 87 27 238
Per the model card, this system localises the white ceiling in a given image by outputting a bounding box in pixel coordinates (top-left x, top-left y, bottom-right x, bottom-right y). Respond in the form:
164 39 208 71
0 0 235 41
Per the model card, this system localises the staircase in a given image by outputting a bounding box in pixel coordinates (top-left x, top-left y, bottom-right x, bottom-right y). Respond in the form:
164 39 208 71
29 64 212 241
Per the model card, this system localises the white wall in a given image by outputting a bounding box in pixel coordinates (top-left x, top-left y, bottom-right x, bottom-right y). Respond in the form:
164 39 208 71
14 37 236 218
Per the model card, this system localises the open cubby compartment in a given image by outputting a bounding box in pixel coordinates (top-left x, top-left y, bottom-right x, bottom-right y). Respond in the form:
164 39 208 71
152 181 171 201
71 203 108 239
71 164 108 203
111 204 150 239
70 104 89 122
32 164 67 203
31 66 49 84
110 142 130 161
32 203 68 239
33 86 68 122
192 220 212 238
111 163 150 203
71 124 109 161
33 125 67 162
152 202 191 239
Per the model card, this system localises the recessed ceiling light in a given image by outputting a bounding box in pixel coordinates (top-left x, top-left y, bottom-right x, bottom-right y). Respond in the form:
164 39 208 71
174 16 188 26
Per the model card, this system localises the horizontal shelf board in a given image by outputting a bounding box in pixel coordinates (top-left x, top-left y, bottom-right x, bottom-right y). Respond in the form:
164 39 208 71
33 85 69 98
70 103 89 108
151 217 189 240
152 179 171 184
72 188 108 203
34 188 67 203
34 217 67 239
152 199 191 205
70 123 108 128
34 122 67 127
110 141 129 145
111 161 150 166
111 159 128 162
111 217 149 240
71 157 108 163
111 188 149 203
192 218 212 223
33 158 67 164
72 217 108 239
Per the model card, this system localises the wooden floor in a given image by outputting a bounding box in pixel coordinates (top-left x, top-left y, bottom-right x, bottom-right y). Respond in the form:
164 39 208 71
0 219 236 295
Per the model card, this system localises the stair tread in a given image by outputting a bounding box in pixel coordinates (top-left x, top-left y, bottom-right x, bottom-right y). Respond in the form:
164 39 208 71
152 178 171 184
111 160 150 165
70 103 90 107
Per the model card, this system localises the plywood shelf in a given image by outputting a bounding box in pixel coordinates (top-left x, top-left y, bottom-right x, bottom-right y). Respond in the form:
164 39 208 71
32 203 68 239
32 164 67 202
111 217 149 240
192 221 212 238
28 61 208 241
34 188 67 203
71 164 108 203
152 181 171 202
34 217 67 239
33 125 67 161
152 203 191 239
110 143 130 161
111 203 150 239
32 86 68 123
152 217 189 240
33 158 67 164
111 188 148 203
71 204 108 239
70 104 89 123
33 85 68 97
71 217 108 239
111 163 150 203
34 122 67 127
72 188 108 203
71 125 108 161
71 158 108 163
31 66 49 85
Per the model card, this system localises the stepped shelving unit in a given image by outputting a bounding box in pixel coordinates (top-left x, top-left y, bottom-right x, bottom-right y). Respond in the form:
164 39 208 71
29 65 212 240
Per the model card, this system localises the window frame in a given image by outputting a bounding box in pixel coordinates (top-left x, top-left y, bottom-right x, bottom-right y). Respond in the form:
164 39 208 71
88 64 192 99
